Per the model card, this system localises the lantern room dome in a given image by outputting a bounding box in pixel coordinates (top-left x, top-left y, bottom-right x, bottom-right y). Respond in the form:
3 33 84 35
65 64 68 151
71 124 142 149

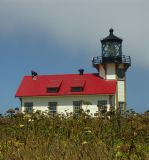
101 28 122 43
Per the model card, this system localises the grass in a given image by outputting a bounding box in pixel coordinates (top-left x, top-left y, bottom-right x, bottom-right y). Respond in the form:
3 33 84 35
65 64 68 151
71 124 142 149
0 110 149 160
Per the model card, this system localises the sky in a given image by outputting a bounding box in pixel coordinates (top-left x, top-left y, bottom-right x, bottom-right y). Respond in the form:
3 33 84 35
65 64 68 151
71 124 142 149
0 0 149 113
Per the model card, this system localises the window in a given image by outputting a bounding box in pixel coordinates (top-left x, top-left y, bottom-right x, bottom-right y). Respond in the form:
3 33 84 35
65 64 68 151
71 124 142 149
117 68 125 80
48 102 57 116
73 101 82 117
70 80 85 92
118 102 125 114
24 102 33 113
71 87 83 92
47 80 62 93
97 100 107 116
47 87 59 93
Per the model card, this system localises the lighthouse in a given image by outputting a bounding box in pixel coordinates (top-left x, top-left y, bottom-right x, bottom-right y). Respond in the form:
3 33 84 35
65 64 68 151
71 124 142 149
16 29 131 116
92 29 131 112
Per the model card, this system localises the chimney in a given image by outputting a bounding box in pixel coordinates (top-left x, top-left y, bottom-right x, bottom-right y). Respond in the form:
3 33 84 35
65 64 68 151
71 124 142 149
78 69 84 75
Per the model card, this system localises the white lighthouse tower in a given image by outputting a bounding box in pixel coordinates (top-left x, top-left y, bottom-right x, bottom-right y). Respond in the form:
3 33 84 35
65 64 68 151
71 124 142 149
92 29 131 112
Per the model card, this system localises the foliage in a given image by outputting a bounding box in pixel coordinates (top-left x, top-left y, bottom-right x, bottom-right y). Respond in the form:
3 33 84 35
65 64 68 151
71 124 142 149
0 110 149 160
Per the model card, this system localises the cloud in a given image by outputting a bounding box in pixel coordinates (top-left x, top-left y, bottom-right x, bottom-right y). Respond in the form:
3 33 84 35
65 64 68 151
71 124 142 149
0 0 148 68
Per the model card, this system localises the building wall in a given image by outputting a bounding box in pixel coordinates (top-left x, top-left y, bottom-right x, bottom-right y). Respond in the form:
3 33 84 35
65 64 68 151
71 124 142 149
117 81 125 102
21 95 115 116
105 63 126 104
106 64 116 80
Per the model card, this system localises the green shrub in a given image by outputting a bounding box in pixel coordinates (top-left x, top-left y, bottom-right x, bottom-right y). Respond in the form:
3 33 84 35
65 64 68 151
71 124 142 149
0 111 148 160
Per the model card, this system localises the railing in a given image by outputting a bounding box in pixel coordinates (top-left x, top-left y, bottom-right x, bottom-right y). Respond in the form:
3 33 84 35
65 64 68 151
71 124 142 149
92 55 131 66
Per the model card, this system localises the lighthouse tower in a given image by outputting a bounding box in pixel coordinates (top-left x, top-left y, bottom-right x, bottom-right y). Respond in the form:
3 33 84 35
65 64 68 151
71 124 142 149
92 29 131 112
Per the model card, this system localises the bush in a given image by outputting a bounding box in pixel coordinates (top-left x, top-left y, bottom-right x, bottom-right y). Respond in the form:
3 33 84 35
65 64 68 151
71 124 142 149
0 111 148 160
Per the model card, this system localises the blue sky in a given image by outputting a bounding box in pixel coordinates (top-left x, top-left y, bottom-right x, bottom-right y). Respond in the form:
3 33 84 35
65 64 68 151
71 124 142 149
0 0 149 113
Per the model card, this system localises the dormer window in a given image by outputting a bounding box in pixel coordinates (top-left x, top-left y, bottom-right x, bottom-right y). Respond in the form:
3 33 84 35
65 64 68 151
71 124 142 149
47 87 59 93
71 87 83 92
70 79 85 92
47 80 62 93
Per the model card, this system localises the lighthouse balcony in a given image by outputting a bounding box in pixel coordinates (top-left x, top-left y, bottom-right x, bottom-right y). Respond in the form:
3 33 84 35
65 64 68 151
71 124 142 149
92 55 131 67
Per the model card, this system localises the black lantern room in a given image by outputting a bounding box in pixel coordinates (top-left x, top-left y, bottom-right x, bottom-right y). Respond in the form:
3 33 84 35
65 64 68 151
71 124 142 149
92 29 131 69
101 28 122 58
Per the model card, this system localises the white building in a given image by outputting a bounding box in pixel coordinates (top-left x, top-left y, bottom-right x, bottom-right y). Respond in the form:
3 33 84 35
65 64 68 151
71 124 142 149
15 29 131 116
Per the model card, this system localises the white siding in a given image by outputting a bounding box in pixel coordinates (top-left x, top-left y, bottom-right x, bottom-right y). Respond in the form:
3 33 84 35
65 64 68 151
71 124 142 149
22 95 116 116
106 64 116 80
117 81 125 102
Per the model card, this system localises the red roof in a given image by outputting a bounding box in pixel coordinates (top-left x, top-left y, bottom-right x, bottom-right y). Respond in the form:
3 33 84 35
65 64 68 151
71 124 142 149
70 79 86 87
47 80 62 88
15 73 117 97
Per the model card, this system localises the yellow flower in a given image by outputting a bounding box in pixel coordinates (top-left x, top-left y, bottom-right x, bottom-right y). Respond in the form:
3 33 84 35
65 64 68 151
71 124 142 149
82 141 88 145
28 119 34 122
14 140 24 148
19 124 24 128
85 130 92 133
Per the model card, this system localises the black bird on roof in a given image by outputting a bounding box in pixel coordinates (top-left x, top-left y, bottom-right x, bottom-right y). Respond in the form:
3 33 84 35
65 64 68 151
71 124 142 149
31 70 38 77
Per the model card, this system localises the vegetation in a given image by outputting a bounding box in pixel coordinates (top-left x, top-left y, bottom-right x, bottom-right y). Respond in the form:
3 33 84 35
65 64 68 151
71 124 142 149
0 109 149 160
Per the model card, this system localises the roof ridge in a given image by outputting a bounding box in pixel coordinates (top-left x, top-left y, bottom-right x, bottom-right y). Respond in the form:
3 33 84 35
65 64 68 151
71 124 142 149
24 73 98 77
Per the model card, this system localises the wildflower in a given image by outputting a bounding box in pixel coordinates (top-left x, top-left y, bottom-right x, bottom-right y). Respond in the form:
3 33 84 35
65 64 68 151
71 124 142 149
82 141 88 145
85 130 92 133
28 119 34 122
116 151 122 158
119 144 129 153
14 141 24 148
20 124 24 128
84 127 92 133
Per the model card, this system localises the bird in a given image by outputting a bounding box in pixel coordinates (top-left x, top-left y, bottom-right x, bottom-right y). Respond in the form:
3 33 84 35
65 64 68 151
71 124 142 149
31 70 38 78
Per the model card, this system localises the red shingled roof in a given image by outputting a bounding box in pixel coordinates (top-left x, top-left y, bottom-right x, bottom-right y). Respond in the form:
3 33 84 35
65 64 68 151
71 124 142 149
15 73 117 97
70 79 86 87
47 80 62 88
